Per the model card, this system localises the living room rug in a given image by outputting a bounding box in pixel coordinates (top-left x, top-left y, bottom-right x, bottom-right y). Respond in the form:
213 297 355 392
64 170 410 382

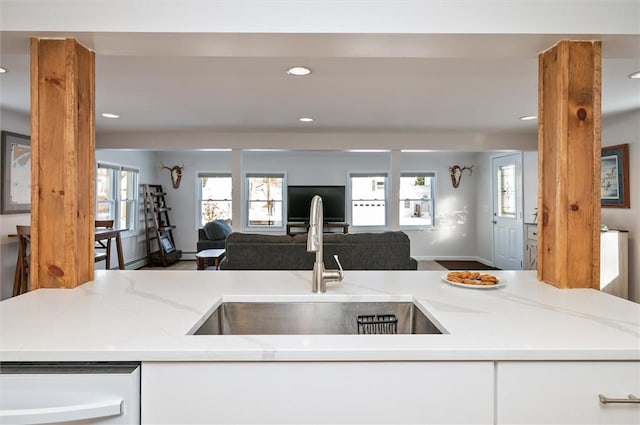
435 260 500 271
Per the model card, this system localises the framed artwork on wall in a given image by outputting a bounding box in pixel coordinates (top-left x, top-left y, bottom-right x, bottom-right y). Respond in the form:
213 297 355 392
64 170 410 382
601 143 630 208
1 131 31 214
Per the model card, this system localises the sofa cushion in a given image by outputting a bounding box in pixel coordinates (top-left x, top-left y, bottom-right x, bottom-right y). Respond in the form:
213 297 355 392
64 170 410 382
203 220 232 241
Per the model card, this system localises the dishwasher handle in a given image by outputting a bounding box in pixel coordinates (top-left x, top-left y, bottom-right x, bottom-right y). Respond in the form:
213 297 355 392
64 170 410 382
0 399 123 424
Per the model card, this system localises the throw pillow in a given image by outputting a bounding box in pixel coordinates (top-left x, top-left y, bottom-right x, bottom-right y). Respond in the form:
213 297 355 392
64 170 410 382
203 219 232 241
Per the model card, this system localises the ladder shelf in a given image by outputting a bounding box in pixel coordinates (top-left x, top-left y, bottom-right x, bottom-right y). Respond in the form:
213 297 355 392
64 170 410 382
142 184 182 266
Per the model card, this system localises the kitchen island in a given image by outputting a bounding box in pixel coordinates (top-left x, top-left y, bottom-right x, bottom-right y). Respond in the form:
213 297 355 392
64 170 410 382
1 270 639 424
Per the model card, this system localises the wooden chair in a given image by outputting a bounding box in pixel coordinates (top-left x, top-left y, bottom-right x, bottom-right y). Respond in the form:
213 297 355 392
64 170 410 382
12 225 31 296
95 220 115 268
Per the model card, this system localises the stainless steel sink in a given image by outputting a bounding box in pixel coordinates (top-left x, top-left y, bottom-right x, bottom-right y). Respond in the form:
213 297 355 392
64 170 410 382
192 301 443 335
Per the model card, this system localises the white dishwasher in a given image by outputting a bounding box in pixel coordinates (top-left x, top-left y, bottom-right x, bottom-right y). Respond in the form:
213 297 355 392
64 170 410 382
0 362 140 424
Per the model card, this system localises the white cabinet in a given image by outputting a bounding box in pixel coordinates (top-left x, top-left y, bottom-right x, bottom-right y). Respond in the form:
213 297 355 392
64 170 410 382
0 363 140 424
524 223 538 270
142 361 494 424
496 361 640 424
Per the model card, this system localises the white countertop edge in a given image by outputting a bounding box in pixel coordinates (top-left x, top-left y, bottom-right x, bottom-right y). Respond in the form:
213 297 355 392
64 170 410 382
2 349 639 363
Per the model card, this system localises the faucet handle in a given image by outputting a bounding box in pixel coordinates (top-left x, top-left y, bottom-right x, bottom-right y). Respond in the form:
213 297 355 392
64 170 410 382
333 254 344 281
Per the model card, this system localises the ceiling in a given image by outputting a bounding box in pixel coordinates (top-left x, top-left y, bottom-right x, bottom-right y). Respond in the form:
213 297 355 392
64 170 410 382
1 32 639 136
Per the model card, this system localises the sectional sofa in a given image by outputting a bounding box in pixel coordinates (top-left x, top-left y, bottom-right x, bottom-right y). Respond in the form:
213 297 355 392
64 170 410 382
219 231 417 270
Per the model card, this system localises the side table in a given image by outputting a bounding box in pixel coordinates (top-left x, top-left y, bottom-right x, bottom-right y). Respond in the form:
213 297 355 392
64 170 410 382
195 249 226 270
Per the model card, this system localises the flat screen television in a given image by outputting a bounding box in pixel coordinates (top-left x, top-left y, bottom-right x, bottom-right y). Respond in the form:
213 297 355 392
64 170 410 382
287 185 346 223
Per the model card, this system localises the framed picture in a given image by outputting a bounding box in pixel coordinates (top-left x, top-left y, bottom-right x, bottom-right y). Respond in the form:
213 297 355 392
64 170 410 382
601 143 630 208
1 131 31 214
159 235 176 253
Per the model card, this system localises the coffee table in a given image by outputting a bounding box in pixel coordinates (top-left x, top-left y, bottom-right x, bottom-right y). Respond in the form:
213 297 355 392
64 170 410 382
195 249 226 270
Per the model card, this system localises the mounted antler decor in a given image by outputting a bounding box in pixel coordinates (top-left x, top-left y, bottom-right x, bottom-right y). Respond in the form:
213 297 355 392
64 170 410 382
449 165 473 189
161 163 184 189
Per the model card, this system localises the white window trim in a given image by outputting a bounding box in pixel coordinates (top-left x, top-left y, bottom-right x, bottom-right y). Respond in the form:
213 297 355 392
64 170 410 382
347 171 389 230
196 171 232 228
244 172 287 231
398 171 437 230
96 162 139 236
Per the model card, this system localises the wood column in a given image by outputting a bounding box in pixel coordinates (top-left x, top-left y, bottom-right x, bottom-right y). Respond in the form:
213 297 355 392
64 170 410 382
538 40 601 289
30 38 96 289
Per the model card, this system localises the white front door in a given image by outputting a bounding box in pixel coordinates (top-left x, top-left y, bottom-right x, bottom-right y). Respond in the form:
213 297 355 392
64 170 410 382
492 154 523 270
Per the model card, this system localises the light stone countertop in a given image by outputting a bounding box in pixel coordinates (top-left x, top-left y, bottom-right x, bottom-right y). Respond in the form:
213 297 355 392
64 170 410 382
0 270 638 362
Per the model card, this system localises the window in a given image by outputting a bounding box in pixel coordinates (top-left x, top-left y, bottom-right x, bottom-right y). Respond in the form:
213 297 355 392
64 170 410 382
399 172 435 226
349 173 387 226
246 173 284 227
198 173 232 226
96 163 138 231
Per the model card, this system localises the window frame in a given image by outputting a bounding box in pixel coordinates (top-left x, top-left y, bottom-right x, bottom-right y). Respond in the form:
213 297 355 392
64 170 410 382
398 171 437 228
348 172 389 228
196 172 232 227
96 162 139 234
244 172 286 230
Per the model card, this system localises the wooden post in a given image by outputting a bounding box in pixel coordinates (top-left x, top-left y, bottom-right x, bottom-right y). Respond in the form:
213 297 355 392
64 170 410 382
538 40 601 289
30 38 96 289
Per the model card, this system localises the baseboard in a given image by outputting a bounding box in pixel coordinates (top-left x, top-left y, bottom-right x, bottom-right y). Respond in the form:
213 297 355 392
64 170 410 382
414 255 485 262
474 256 495 267
121 257 148 270
181 252 196 260
112 253 197 270
413 256 496 267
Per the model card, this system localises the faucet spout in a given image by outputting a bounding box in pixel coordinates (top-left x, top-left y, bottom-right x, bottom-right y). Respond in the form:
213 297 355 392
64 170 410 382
307 195 344 293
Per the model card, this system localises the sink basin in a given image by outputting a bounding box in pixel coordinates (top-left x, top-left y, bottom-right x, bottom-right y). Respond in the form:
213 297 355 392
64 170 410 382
192 301 443 335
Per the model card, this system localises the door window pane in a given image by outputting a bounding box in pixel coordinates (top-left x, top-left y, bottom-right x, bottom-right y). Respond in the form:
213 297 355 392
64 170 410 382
497 164 516 218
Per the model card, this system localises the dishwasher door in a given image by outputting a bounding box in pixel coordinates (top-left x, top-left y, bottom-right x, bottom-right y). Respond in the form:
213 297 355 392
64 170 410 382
0 363 140 424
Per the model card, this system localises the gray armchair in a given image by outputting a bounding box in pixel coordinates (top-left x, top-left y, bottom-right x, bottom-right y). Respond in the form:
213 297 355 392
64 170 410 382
196 219 232 252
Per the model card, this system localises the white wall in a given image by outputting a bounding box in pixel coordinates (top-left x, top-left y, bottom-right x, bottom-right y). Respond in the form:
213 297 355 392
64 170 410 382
155 150 233 255
154 149 481 260
401 151 478 259
601 110 640 303
474 152 494 264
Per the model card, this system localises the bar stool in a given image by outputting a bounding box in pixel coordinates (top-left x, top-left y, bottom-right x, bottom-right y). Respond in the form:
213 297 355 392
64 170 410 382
12 225 31 296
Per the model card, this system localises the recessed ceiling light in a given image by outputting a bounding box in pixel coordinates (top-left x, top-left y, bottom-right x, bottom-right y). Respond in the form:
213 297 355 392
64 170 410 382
0 67 7 74
299 117 314 123
628 71 640 79
287 66 312 76
101 113 120 119
519 115 537 121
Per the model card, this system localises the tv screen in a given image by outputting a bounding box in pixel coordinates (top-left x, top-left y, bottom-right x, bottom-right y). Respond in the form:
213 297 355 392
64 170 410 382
287 185 346 222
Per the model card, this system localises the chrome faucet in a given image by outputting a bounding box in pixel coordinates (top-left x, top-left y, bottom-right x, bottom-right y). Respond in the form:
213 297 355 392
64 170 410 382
307 195 344 293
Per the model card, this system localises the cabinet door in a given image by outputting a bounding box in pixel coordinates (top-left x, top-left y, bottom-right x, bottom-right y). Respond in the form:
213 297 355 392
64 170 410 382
142 361 494 424
497 361 640 424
